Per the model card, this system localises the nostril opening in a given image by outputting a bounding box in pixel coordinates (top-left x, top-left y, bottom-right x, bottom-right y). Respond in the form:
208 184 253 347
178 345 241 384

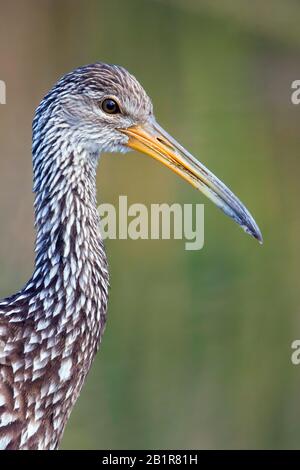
157 137 174 151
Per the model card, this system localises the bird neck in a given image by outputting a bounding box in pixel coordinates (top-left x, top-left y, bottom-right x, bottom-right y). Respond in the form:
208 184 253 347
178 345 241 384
31 129 109 316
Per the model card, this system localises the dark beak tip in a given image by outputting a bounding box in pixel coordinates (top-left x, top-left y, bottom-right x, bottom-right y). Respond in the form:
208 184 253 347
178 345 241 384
240 216 263 245
247 224 263 245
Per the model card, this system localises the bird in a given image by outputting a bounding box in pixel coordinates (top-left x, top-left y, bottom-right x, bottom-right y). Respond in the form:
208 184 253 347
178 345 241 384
0 62 262 450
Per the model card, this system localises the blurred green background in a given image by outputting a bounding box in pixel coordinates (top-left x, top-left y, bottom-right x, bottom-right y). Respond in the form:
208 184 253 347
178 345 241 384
0 0 300 449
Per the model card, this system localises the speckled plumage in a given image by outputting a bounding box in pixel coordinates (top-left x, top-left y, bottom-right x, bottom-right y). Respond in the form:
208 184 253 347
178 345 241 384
0 63 153 449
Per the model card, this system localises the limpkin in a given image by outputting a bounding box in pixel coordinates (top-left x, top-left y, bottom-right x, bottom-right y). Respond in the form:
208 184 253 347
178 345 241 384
0 63 262 450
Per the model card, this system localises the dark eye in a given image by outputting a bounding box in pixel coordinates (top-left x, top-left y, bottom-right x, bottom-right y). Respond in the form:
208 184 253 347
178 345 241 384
101 98 120 114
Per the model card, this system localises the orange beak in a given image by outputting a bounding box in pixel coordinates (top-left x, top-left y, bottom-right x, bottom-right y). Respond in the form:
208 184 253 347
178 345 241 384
120 120 262 243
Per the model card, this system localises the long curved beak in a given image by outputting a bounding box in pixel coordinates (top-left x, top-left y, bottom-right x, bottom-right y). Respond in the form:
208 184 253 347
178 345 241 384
120 120 262 243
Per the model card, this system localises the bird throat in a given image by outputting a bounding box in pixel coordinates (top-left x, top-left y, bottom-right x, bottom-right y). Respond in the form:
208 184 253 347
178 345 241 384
32 135 109 331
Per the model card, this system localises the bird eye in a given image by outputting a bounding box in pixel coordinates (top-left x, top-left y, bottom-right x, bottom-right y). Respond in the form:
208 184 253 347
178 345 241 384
101 98 120 114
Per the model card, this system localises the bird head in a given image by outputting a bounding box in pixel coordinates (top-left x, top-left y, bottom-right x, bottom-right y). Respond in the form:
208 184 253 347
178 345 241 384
42 62 262 243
